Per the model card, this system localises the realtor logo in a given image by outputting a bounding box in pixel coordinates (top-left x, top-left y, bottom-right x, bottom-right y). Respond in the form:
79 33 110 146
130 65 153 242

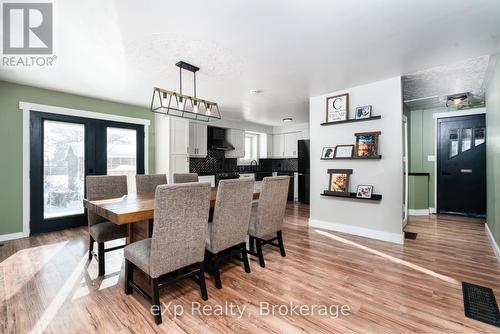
3 2 53 54
2 2 56 67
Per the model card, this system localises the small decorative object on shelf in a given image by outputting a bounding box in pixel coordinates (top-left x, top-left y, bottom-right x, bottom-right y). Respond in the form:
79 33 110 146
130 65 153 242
356 185 374 199
326 93 349 123
327 169 352 196
355 131 381 158
334 144 354 158
321 147 335 160
355 105 372 119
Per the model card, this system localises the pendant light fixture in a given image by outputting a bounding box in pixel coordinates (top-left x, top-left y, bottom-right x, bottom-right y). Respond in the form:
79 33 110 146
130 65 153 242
150 61 221 122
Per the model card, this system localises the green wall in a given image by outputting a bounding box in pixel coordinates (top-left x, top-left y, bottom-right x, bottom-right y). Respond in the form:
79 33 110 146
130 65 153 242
0 81 155 235
486 55 500 247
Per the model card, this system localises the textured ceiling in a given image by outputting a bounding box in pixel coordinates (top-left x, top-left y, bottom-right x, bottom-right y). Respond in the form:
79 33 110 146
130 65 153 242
402 55 490 110
1 0 500 125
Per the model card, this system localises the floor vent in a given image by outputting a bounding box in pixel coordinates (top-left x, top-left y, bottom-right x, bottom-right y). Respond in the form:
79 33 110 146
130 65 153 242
462 282 500 327
404 232 418 240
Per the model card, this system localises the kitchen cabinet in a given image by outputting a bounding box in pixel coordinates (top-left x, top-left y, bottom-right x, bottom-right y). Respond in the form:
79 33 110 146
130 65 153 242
271 132 300 158
225 129 245 158
284 132 300 158
189 122 207 158
155 115 189 182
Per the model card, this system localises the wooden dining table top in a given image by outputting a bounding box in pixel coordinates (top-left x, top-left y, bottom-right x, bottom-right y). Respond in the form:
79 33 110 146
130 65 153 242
83 187 260 225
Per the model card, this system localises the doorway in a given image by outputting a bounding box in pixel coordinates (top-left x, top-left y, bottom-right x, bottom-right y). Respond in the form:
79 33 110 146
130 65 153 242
437 114 486 217
30 111 145 234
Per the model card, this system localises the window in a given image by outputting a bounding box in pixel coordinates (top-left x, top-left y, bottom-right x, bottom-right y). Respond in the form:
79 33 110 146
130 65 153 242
239 132 259 165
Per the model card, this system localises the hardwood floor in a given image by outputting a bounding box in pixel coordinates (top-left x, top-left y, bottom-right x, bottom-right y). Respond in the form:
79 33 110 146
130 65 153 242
1 204 500 333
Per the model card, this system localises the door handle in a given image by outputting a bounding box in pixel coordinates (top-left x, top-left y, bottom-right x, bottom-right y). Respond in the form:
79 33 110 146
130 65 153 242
461 169 473 173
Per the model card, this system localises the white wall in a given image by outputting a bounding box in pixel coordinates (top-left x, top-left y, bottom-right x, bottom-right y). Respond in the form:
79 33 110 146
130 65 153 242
309 76 404 244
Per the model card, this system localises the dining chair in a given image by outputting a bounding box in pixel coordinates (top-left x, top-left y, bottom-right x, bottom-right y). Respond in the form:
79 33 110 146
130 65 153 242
136 174 168 193
205 179 254 289
247 176 290 268
173 172 199 183
124 182 211 325
86 175 128 276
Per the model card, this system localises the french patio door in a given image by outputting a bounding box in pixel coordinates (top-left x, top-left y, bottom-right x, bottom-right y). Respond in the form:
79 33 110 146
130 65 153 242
30 111 145 234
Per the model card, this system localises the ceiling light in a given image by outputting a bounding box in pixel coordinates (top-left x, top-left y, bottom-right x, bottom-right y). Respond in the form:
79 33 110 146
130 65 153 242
150 61 221 122
446 93 469 107
282 118 293 123
250 89 262 94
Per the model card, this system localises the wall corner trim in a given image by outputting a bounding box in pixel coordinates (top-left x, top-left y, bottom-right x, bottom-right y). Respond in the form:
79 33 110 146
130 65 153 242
308 219 404 244
408 209 430 216
485 224 500 263
0 231 29 242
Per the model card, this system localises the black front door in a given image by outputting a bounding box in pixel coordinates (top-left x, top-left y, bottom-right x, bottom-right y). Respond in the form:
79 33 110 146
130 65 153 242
437 114 486 217
30 111 145 234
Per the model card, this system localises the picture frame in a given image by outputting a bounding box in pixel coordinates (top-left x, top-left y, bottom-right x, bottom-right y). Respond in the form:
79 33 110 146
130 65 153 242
356 185 374 199
355 105 372 119
355 131 381 158
325 93 349 123
321 147 335 160
334 145 354 158
327 169 352 196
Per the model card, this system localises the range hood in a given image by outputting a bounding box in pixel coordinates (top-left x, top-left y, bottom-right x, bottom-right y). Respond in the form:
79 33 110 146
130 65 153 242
208 127 235 151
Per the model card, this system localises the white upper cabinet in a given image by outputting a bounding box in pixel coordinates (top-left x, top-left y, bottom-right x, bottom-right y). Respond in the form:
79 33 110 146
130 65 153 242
170 117 189 155
225 129 245 158
273 133 285 158
189 122 207 158
284 132 300 158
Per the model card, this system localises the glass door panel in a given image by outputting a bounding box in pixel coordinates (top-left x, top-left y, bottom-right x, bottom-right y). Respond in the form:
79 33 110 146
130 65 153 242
43 121 85 218
107 127 137 193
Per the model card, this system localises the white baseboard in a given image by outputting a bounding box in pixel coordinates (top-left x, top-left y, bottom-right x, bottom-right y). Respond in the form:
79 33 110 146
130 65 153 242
0 231 29 242
429 207 436 214
485 224 500 263
409 209 429 216
309 219 404 245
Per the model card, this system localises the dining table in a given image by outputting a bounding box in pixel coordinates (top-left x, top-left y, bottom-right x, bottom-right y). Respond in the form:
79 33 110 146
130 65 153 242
83 186 261 243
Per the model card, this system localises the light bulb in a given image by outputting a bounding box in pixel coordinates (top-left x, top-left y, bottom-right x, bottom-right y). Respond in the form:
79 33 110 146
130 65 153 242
178 99 184 110
206 105 211 116
193 103 199 113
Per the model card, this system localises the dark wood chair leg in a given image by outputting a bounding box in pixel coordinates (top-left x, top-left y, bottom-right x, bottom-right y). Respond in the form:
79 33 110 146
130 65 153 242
98 242 105 277
151 278 162 325
124 260 133 294
88 236 94 261
249 236 255 252
241 243 251 273
213 253 222 289
277 230 286 257
198 262 208 300
256 238 265 268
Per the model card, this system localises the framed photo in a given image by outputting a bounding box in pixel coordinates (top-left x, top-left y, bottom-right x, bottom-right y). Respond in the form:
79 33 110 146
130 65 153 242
327 169 352 195
326 93 349 123
334 145 354 158
355 105 372 119
321 147 335 159
356 185 373 199
355 131 381 157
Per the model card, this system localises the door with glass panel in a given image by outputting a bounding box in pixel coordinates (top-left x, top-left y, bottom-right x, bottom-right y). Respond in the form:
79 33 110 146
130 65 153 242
437 114 486 217
30 112 144 234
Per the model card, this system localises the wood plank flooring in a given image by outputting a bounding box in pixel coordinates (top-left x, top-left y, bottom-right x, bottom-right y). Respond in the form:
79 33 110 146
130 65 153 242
1 204 500 333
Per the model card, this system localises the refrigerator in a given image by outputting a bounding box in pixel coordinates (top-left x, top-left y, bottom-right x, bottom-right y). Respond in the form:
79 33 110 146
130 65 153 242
298 140 310 204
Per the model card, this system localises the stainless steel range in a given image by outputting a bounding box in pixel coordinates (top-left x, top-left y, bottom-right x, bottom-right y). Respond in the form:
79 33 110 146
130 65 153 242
215 172 240 186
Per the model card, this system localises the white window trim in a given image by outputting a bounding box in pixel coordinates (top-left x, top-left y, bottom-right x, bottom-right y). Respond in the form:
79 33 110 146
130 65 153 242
11 101 151 241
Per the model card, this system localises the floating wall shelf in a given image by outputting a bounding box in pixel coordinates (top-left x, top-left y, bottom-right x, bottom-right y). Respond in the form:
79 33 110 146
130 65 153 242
322 155 382 160
320 115 381 126
321 191 382 201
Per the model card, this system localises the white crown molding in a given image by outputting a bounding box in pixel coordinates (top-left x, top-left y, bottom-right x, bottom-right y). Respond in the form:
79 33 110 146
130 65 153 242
309 219 404 245
432 107 486 119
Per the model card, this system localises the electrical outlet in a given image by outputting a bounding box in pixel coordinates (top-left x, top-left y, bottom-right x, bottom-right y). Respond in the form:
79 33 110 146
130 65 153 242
427 155 435 162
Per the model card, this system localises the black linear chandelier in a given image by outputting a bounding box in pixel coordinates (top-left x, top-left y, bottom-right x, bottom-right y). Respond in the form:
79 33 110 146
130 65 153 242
150 61 221 122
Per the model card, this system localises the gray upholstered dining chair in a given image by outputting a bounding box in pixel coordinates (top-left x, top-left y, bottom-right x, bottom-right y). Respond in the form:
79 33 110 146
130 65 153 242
205 179 254 289
86 175 128 276
248 176 290 268
173 172 199 183
136 174 167 193
124 182 211 325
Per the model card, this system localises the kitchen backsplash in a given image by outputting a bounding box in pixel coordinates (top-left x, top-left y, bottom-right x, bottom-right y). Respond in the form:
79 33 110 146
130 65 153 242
190 149 298 174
